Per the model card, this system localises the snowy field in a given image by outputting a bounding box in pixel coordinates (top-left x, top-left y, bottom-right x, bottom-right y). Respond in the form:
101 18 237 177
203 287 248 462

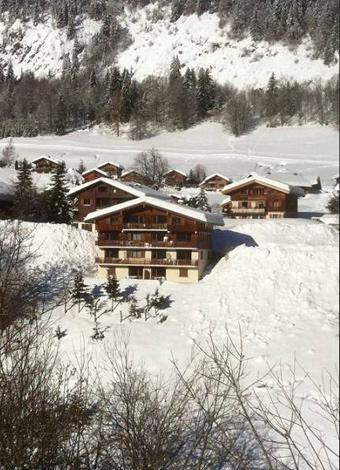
0 122 338 192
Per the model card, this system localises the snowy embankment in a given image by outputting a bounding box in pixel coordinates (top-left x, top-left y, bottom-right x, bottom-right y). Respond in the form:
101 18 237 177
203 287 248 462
35 219 338 385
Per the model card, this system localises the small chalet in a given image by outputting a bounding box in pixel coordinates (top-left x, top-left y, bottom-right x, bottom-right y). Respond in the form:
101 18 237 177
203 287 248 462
68 178 170 230
120 170 149 186
32 156 63 173
200 173 232 192
85 196 224 283
221 175 304 219
163 169 187 187
97 161 123 178
82 168 109 183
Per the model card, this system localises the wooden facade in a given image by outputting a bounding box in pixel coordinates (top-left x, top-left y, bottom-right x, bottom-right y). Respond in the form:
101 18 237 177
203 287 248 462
32 157 62 173
71 181 136 222
164 170 187 187
97 162 122 178
120 170 150 186
222 180 300 219
87 200 223 283
82 169 108 183
200 174 231 192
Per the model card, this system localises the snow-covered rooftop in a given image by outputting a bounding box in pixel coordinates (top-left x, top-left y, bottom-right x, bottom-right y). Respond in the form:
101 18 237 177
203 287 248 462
121 169 143 177
97 161 123 170
32 155 63 165
67 177 171 201
222 175 304 197
164 169 187 178
200 173 231 185
85 196 224 226
82 168 108 177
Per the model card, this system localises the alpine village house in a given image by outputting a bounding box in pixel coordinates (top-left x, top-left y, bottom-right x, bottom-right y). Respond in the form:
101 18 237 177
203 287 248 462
84 196 224 283
200 173 232 191
163 169 187 187
221 175 303 219
68 178 170 231
32 156 63 173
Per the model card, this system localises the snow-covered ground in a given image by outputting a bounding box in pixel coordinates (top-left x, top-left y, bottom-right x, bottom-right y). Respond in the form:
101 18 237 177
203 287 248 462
0 122 338 188
23 219 337 394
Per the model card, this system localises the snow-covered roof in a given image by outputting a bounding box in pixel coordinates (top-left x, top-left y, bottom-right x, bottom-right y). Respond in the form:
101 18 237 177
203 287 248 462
32 155 63 165
164 169 187 178
97 161 123 170
82 168 108 177
221 196 231 206
222 175 304 197
67 177 170 200
121 169 143 177
200 173 231 185
85 196 224 226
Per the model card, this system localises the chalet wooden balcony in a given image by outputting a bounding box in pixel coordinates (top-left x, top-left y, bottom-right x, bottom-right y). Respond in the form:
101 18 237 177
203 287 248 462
95 257 198 267
231 208 266 214
96 239 204 248
123 223 168 231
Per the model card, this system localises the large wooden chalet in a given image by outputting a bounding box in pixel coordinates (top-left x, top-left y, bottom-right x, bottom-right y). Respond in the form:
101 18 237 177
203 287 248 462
200 173 231 191
163 169 187 187
32 156 63 173
68 178 170 230
97 161 123 178
221 175 303 219
85 197 224 283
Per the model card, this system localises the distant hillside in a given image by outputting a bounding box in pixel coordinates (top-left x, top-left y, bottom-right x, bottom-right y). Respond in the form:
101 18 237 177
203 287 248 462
0 1 338 85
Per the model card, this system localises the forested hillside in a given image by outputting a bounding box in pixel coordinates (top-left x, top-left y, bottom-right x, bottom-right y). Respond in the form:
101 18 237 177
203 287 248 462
0 0 338 139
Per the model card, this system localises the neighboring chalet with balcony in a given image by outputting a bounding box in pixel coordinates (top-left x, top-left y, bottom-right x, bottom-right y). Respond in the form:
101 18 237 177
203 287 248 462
163 169 187 187
85 196 224 283
97 162 123 178
200 173 232 191
68 178 170 230
32 156 63 173
120 170 150 185
221 175 304 219
82 168 109 183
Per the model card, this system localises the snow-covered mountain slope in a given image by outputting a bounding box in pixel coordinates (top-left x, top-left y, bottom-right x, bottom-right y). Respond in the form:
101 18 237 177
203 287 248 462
0 15 101 78
118 7 338 88
0 5 338 87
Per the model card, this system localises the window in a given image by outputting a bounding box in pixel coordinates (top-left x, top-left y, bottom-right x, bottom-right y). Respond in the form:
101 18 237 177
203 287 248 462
106 249 119 258
200 251 204 260
179 268 188 278
81 223 93 232
241 202 248 209
98 186 107 192
177 250 191 260
83 199 91 206
129 250 144 258
154 250 166 260
106 232 119 240
96 199 111 208
153 215 167 224
131 233 143 241
173 217 182 225
110 216 120 224
108 267 116 277
273 201 282 209
127 215 144 224
256 202 265 209
152 232 165 241
251 188 265 196
177 233 191 242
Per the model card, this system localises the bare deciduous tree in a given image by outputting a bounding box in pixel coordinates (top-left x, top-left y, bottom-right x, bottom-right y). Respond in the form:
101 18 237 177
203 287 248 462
133 148 169 187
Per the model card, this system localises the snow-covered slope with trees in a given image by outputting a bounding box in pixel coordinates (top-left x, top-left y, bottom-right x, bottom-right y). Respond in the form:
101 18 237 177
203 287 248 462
118 8 338 88
0 4 338 87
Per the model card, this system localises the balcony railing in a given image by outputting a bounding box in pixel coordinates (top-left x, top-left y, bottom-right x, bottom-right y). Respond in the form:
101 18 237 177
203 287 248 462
96 239 203 248
231 208 266 213
123 223 168 230
95 257 198 267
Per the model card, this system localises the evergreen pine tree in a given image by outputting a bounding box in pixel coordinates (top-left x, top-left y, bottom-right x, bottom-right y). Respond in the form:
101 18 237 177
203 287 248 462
48 162 72 224
14 158 37 221
71 271 88 312
327 192 339 214
105 275 121 309
265 73 280 123
196 188 211 212
197 68 216 119
55 93 67 135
